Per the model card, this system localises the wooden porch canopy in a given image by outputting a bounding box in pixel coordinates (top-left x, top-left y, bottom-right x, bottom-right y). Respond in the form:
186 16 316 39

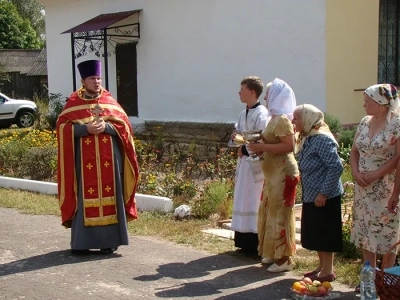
61 10 141 91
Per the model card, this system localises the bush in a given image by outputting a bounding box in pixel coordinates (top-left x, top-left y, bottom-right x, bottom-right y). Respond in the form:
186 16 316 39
338 144 351 163
0 138 29 177
324 112 342 135
173 179 197 199
337 128 357 148
192 179 233 219
34 92 66 130
0 128 57 179
18 146 57 181
324 112 356 159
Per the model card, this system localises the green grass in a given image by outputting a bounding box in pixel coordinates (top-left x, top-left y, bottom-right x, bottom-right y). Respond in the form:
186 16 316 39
0 187 361 287
0 188 60 215
341 163 354 183
128 212 235 254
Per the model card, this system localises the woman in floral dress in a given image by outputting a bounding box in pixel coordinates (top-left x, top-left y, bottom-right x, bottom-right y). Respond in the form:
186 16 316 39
248 78 298 273
350 84 400 272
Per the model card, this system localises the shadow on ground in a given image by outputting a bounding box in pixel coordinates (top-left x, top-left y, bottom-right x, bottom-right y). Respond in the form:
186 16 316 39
0 250 121 277
133 253 359 300
133 253 261 282
134 254 292 298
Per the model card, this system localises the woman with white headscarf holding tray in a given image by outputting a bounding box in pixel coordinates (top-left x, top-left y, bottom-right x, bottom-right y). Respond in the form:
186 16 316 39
350 84 400 273
248 78 299 272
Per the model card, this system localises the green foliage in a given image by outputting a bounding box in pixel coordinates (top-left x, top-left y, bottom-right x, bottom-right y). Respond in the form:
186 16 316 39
324 112 342 135
338 144 351 163
337 128 357 148
0 137 29 176
135 127 237 210
18 146 57 181
34 92 66 130
192 179 233 219
341 163 354 184
0 128 56 179
0 1 42 49
339 219 362 259
173 179 197 199
5 0 45 42
295 182 302 204
324 112 356 155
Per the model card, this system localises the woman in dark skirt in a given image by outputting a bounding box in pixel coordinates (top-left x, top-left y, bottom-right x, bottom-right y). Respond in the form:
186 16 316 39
292 104 344 282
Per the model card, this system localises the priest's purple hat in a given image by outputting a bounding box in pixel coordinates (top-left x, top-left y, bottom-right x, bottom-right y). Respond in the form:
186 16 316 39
77 60 101 79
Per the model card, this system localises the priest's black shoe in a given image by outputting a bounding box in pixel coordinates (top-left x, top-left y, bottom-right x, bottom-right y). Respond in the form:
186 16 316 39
70 249 90 255
99 247 118 254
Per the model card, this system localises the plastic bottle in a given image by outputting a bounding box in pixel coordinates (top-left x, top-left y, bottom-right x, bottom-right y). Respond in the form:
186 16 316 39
360 261 377 300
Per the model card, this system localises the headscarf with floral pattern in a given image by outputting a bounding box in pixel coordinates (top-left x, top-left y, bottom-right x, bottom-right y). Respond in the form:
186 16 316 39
364 83 400 122
294 104 338 154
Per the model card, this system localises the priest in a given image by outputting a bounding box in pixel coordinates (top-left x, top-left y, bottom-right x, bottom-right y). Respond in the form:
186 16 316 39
56 59 139 255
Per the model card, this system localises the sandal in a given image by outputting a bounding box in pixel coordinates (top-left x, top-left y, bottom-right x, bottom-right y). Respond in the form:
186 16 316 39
309 272 336 282
303 270 319 277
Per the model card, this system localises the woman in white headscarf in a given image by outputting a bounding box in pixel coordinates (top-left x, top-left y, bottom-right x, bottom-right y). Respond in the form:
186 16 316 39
350 84 400 276
248 78 299 272
292 104 343 282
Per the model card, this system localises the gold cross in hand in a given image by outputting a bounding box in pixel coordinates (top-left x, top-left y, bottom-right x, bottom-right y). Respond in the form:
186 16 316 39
90 103 105 123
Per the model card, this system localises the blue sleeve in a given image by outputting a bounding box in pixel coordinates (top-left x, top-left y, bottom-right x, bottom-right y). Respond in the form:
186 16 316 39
73 124 88 137
104 123 117 136
316 136 343 196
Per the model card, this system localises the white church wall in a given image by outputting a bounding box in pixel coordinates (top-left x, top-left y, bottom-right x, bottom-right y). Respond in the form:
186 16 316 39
44 0 326 123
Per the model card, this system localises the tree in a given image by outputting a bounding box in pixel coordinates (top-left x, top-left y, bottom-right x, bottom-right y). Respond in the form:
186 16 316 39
6 0 45 41
0 2 42 49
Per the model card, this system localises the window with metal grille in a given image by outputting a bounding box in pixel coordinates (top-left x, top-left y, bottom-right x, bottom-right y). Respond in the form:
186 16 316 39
378 0 400 85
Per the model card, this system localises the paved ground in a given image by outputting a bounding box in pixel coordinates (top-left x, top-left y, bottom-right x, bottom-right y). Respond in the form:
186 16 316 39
0 208 360 300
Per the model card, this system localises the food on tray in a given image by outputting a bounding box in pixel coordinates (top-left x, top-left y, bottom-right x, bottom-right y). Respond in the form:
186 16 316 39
291 278 332 297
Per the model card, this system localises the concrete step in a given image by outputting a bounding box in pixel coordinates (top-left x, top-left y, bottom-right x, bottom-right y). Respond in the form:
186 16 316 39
201 228 234 239
221 221 301 234
296 220 301 233
205 221 302 246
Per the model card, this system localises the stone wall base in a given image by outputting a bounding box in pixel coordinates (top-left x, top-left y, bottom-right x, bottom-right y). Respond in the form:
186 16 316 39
133 120 235 145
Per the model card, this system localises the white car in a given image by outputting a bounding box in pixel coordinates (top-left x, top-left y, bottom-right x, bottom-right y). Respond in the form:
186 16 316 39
0 92 37 128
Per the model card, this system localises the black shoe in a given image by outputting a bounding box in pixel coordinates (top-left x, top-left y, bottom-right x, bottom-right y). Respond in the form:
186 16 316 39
71 249 90 255
99 247 118 254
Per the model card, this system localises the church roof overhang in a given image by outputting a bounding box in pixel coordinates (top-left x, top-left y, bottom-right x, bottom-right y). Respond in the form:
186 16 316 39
60 9 142 91
61 9 142 34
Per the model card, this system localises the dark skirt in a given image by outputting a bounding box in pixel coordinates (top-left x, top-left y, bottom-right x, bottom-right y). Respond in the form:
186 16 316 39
234 231 258 252
301 195 343 252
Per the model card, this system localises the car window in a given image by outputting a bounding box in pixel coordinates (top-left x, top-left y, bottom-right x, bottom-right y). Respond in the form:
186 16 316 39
0 96 5 103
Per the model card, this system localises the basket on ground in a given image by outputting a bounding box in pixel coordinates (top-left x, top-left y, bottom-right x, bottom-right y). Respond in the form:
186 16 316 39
375 240 400 300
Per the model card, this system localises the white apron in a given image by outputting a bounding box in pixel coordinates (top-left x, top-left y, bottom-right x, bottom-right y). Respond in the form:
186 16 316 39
229 104 269 233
